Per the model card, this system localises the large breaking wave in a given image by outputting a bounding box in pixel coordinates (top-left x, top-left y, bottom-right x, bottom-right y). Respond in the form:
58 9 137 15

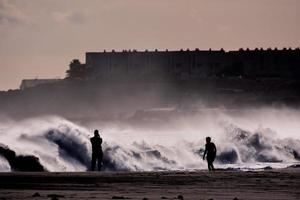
0 109 300 172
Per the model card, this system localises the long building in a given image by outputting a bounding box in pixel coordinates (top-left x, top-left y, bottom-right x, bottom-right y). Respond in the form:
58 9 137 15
86 48 300 80
20 79 61 90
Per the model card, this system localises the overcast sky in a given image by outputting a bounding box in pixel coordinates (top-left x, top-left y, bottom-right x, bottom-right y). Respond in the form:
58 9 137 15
0 0 299 90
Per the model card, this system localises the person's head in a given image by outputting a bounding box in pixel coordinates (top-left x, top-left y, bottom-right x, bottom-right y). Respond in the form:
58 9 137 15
206 137 211 143
94 129 100 137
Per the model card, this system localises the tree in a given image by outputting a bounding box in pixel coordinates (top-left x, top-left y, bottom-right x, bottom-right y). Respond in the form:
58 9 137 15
66 59 88 80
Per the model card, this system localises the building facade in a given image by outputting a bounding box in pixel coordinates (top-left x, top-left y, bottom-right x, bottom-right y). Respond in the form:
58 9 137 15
86 48 300 80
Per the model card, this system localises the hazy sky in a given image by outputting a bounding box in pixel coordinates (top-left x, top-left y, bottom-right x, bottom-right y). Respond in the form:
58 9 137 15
0 0 299 90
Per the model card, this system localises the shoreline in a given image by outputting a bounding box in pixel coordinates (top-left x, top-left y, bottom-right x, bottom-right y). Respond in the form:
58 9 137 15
0 168 299 200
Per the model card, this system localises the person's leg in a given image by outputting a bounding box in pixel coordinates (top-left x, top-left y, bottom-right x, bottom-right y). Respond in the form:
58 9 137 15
207 157 213 171
97 154 102 171
91 153 96 171
211 161 215 170
207 160 211 171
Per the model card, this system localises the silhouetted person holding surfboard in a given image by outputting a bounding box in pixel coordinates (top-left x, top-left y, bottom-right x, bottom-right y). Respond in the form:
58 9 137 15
90 130 103 171
203 137 217 171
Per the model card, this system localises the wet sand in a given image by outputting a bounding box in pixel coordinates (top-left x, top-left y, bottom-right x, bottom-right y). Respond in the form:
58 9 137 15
0 169 299 200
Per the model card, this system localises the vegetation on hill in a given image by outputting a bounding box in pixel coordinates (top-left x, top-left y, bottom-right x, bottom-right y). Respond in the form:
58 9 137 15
66 59 89 80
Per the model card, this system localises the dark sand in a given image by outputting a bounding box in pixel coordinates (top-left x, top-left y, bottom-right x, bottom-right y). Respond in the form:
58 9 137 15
0 169 299 200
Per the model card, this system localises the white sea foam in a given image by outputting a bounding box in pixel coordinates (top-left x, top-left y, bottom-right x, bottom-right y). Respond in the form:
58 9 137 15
0 108 299 172
0 155 10 172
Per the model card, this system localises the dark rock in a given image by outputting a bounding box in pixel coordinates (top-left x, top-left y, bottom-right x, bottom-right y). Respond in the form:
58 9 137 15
112 196 130 199
177 195 184 200
0 144 45 171
47 194 65 199
32 192 41 197
287 164 300 168
292 150 300 160
264 166 272 170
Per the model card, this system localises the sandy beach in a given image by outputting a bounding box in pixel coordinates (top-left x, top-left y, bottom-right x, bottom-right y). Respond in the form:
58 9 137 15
0 169 299 200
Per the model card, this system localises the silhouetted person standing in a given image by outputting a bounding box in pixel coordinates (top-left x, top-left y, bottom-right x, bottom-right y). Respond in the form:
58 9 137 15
90 130 103 171
203 137 217 171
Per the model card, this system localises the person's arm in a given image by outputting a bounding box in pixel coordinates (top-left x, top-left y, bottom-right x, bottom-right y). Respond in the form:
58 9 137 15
213 143 217 156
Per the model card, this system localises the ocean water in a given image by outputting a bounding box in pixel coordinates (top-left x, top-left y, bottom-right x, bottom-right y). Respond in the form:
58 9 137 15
0 108 300 172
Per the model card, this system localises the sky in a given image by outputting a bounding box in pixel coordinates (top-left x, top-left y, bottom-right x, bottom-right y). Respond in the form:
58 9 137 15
0 0 299 91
